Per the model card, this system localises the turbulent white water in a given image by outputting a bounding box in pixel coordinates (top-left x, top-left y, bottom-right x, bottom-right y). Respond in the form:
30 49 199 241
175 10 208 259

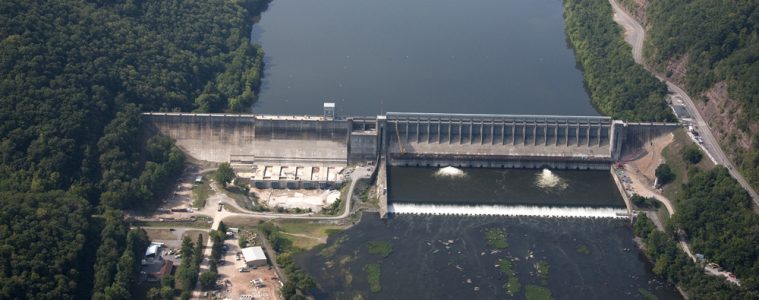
535 168 568 190
389 203 628 218
434 166 466 177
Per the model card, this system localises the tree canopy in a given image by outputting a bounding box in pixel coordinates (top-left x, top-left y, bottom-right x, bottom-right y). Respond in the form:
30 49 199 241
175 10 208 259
0 191 90 299
629 0 759 191
215 163 235 186
0 0 270 298
563 0 675 122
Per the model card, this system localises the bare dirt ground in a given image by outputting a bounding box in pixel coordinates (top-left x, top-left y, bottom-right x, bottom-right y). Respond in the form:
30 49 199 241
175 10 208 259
215 235 280 300
253 188 340 212
625 133 674 189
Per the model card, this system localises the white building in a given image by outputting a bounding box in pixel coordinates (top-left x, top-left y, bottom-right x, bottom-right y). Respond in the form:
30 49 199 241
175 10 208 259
241 246 268 267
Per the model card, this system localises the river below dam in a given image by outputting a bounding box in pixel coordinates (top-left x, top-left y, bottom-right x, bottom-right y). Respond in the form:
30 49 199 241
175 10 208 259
294 167 682 299
296 215 682 300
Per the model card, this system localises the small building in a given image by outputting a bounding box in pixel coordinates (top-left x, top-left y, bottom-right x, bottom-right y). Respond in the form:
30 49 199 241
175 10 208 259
142 242 164 265
241 246 268 267
147 260 173 282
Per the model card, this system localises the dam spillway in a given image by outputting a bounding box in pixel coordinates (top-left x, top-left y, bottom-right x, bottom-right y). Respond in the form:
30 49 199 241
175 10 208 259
384 112 614 169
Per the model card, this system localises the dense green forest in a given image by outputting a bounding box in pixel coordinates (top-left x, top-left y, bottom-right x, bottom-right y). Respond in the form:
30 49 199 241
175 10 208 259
0 0 269 298
563 0 674 122
673 167 759 290
622 0 759 191
634 167 759 297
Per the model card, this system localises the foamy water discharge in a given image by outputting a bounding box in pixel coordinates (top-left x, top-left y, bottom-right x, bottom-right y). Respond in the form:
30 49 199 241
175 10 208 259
434 166 466 177
535 168 568 190
389 203 628 218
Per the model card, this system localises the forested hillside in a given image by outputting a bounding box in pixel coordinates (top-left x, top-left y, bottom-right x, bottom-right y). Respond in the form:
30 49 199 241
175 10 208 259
620 0 759 191
0 0 269 298
565 0 759 297
563 0 674 122
634 167 759 298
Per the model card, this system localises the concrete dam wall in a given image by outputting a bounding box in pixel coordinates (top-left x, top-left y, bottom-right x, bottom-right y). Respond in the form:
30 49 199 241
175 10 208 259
143 111 680 171
611 122 681 161
143 113 350 164
384 113 615 169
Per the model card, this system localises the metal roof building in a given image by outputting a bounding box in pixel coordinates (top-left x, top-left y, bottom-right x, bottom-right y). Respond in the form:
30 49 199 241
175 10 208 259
241 246 267 267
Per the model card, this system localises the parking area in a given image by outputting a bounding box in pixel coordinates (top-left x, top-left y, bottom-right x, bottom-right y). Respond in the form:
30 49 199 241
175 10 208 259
214 233 281 300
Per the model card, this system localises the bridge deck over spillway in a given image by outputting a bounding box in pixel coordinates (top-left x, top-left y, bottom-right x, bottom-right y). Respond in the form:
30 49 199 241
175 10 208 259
384 112 615 168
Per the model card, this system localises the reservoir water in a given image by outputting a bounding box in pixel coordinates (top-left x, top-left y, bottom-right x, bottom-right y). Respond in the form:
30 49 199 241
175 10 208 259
252 0 597 115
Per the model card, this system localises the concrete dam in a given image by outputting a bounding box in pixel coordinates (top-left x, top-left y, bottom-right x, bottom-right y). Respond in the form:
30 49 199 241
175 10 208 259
145 110 675 168
144 108 679 217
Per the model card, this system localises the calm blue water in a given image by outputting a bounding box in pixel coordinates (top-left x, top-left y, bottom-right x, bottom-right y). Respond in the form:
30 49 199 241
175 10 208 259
252 0 596 116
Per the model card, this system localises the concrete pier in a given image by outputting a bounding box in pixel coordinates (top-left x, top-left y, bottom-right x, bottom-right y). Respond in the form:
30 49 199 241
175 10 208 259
610 166 634 222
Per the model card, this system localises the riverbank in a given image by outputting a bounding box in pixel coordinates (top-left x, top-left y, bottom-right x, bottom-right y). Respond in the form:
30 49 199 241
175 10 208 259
562 0 674 122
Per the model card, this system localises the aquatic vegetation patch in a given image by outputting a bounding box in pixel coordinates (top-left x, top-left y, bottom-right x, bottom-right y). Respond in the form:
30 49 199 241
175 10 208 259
364 263 382 293
367 241 393 257
319 235 348 257
485 228 509 249
638 288 658 300
576 245 591 255
525 285 554 300
534 260 550 284
496 258 520 296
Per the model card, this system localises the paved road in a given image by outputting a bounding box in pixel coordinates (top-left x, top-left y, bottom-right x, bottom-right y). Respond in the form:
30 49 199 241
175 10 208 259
610 1 745 286
609 0 759 207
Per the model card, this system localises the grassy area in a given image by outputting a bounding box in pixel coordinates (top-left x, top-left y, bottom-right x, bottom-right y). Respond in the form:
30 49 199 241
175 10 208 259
534 260 550 284
192 179 212 209
525 285 554 300
319 235 347 258
364 263 382 293
275 220 344 250
576 245 591 255
221 203 243 213
661 129 715 201
485 228 509 249
133 215 213 229
143 228 178 240
638 288 658 300
222 186 258 211
182 229 207 241
497 258 520 296
367 241 393 257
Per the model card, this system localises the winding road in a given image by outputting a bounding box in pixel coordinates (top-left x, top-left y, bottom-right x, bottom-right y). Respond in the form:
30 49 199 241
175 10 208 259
609 0 759 207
